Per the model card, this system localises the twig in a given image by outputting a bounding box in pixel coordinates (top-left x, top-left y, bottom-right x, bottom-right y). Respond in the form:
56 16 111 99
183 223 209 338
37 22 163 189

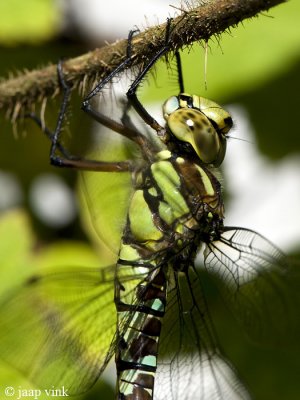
0 0 286 118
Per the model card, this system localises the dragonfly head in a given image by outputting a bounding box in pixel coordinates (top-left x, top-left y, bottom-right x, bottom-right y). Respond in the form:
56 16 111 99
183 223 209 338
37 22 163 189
163 94 233 166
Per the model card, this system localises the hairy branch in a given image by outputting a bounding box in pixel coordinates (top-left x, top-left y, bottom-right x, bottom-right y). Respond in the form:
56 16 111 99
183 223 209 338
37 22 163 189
0 0 286 118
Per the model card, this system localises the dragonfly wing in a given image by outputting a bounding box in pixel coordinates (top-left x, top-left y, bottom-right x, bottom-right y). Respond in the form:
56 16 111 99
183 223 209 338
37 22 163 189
154 265 250 400
0 266 117 394
78 118 139 255
204 227 299 345
79 167 133 255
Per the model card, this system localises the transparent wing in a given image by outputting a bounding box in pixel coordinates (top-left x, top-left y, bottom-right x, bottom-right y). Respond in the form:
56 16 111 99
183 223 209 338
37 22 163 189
0 266 117 394
0 261 161 396
204 227 300 345
154 265 250 400
78 136 135 254
78 71 155 254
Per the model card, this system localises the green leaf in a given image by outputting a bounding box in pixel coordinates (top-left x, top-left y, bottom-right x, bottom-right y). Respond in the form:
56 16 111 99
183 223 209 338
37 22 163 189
143 1 300 102
0 209 35 292
0 209 113 399
0 0 60 45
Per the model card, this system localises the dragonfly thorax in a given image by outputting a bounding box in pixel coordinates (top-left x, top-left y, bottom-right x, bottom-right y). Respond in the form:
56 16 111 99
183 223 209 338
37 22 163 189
115 149 226 399
163 93 233 166
126 150 224 255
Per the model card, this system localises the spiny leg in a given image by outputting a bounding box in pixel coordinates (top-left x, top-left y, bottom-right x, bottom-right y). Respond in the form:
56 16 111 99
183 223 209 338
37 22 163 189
53 61 137 172
175 51 184 94
126 18 175 134
83 29 139 103
26 62 132 172
81 30 155 160
24 112 72 159
49 60 72 166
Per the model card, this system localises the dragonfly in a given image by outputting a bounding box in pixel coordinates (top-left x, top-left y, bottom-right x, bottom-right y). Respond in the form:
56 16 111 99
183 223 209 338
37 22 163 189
0 21 298 400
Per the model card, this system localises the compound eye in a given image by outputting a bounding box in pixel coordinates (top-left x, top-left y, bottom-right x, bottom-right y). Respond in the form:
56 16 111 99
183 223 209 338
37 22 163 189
167 108 225 165
163 96 179 116
198 97 233 134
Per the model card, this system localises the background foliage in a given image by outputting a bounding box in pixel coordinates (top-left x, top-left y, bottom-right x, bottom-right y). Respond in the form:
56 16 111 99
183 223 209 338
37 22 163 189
0 1 300 399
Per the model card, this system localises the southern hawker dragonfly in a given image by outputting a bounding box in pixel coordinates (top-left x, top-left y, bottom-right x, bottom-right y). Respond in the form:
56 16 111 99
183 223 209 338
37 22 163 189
0 24 298 400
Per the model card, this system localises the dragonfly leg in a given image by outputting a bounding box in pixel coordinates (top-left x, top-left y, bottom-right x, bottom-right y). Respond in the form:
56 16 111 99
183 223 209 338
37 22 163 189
83 29 139 103
23 111 72 159
81 30 154 157
25 62 132 172
175 50 184 93
126 18 174 134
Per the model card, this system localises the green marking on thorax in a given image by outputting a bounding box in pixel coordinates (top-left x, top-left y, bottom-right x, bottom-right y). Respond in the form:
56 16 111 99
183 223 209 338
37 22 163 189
129 190 163 242
151 160 189 218
157 150 172 160
196 165 215 196
119 244 140 261
158 201 175 225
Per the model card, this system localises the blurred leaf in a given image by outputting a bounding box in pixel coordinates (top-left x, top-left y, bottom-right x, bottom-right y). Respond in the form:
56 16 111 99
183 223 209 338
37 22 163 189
0 209 104 287
236 57 300 159
0 209 34 291
144 1 300 102
0 0 60 45
201 0 300 100
0 209 115 399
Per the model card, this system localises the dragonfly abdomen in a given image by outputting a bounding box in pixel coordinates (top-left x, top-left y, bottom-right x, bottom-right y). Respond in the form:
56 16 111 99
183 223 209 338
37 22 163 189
115 152 224 399
115 255 166 399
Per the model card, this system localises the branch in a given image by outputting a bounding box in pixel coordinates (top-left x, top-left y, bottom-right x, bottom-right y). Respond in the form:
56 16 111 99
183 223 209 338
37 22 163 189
0 0 286 118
